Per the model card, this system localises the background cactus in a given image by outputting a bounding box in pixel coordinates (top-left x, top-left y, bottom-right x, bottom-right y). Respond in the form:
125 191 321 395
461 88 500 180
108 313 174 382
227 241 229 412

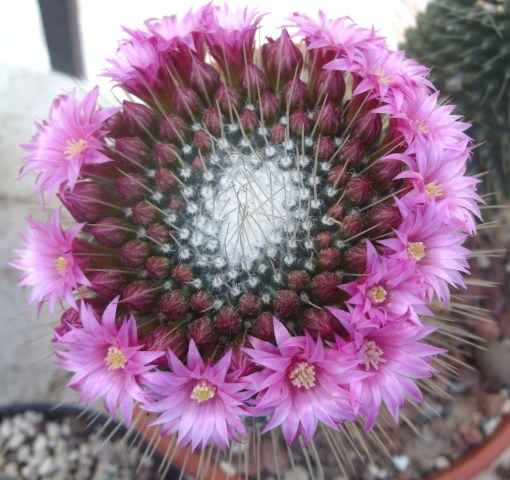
402 0 510 199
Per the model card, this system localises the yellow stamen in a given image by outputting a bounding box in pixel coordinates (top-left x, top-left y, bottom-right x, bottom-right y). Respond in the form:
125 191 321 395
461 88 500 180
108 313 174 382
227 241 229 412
375 68 391 85
414 119 429 134
289 361 316 389
191 380 216 403
54 256 67 274
407 241 426 262
64 138 87 160
368 285 387 304
363 340 386 371
105 346 127 371
425 180 443 198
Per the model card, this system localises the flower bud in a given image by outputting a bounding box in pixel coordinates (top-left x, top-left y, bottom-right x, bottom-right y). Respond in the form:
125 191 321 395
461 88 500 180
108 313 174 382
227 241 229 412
302 308 341 340
192 156 204 170
314 69 346 104
368 159 403 191
155 168 177 192
311 272 343 303
251 314 277 346
315 137 335 160
115 137 151 167
338 215 363 239
215 84 241 115
191 291 213 312
339 139 364 167
289 109 312 136
258 91 281 122
190 59 220 100
283 79 309 110
328 166 349 188
318 247 341 270
148 224 169 244
215 307 242 333
160 290 189 320
229 341 257 375
120 240 151 268
132 201 157 226
344 243 367 274
240 64 268 96
240 108 259 133
90 217 133 248
90 270 129 299
172 87 201 119
313 102 341 136
59 182 119 223
193 131 213 152
203 108 222 135
314 231 332 248
273 290 300 317
53 308 82 341
262 30 303 87
123 280 156 313
353 111 383 144
172 264 194 284
271 123 286 143
122 100 157 137
145 326 186 363
366 204 402 236
146 256 171 280
188 317 218 348
287 270 310 291
116 173 148 202
154 142 179 166
169 196 182 211
327 204 344 221
238 293 262 316
160 114 189 143
345 176 373 205
104 111 130 138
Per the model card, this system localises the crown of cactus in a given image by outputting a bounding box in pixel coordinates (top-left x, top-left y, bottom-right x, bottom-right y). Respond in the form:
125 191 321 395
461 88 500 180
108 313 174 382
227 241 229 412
12 4 482 456
402 0 510 199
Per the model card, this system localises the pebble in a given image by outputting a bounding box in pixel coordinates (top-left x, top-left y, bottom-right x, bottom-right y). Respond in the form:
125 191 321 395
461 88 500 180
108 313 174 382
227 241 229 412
434 456 450 469
480 392 505 416
392 455 410 472
502 399 510 414
483 416 501 436
283 465 309 480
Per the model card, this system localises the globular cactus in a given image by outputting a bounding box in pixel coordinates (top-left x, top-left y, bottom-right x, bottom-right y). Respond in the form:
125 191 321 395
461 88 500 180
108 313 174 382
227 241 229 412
402 0 510 199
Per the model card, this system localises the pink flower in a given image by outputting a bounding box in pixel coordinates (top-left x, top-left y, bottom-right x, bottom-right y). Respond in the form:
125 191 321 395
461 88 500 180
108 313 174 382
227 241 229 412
55 298 162 425
341 242 431 325
142 342 249 451
379 201 470 303
244 319 368 445
20 88 118 203
11 207 89 314
330 307 445 432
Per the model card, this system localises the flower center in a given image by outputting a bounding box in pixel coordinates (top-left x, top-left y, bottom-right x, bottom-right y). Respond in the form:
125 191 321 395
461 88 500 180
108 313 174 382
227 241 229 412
191 380 217 403
64 138 87 160
414 119 430 134
375 68 391 85
104 345 127 370
362 340 386 371
289 361 316 389
54 256 68 274
368 285 387 304
407 241 426 261
425 180 443 198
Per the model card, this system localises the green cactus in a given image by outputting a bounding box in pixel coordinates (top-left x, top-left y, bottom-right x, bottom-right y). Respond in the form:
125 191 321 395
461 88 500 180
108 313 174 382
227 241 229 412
402 0 510 200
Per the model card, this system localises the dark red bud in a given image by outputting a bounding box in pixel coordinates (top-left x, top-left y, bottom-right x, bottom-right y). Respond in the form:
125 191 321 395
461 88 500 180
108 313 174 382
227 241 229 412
104 111 130 138
289 109 312 136
115 137 151 167
89 270 129 299
123 280 156 313
172 87 201 119
287 270 310 291
169 197 182 211
344 243 367 274
273 290 300 317
192 131 213 151
145 326 186 363
238 293 262 316
160 114 189 143
59 183 119 223
147 223 169 244
146 256 171 280
155 168 177 192
271 123 286 143
366 204 402 236
302 309 340 340
203 108 222 135
215 84 241 115
318 247 341 270
229 341 257 375
368 159 403 191
339 139 364 167
338 215 363 239
154 142 179 166
215 307 242 333
188 317 218 348
283 79 309 110
327 204 344 221
262 30 303 86
314 69 346 104
132 201 157 226
311 272 343 303
328 166 349 188
120 240 151 268
253 312 275 341
315 136 335 160
160 290 189 320
172 264 194 284
315 231 332 248
190 60 220 100
190 291 213 312
240 108 259 133
115 173 148 202
240 64 268 95
54 308 82 341
313 102 341 136
258 91 281 122
122 100 157 137
192 156 204 170
354 111 383 144
345 176 373 205
90 217 132 248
